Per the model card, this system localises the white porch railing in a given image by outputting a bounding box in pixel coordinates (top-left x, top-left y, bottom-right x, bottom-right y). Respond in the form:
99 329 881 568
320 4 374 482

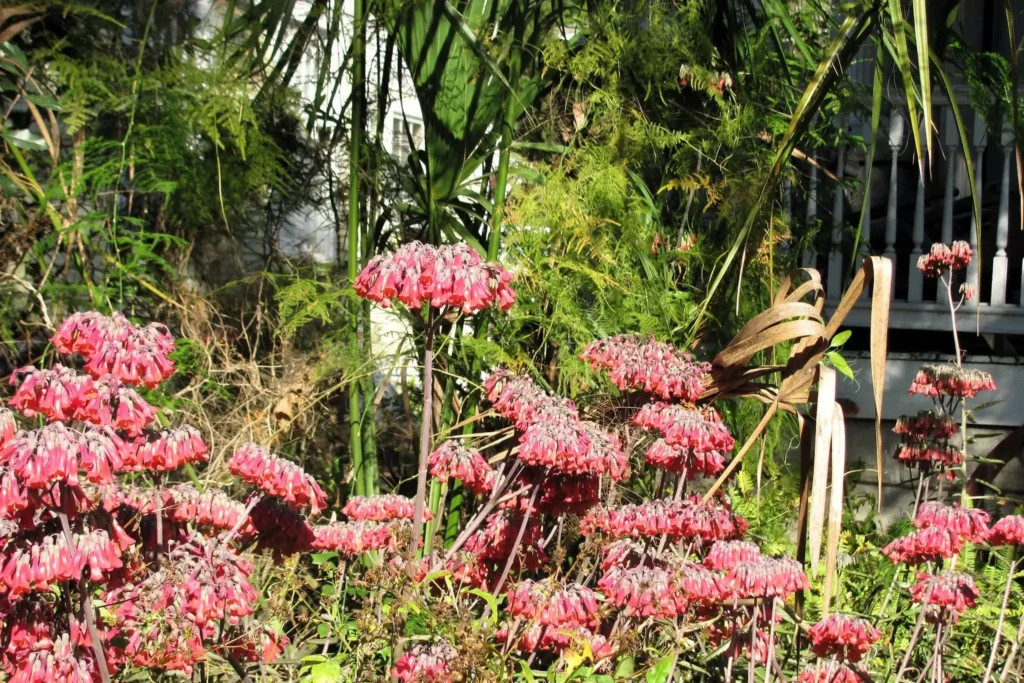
793 92 1024 334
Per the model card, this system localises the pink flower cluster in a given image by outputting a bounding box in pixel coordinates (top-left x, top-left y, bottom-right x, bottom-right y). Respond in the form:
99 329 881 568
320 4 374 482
506 580 600 630
228 442 327 515
917 241 972 277
988 515 1024 547
312 521 396 556
427 441 494 495
391 642 455 682
355 241 515 314
910 570 979 624
893 411 959 440
1 531 124 597
121 426 208 472
598 565 686 618
580 497 747 542
797 661 863 683
908 364 996 399
579 334 711 401
633 403 733 478
703 540 762 571
342 494 430 522
723 557 810 599
52 312 176 387
807 614 880 662
464 511 547 573
166 485 252 534
0 423 124 488
484 370 628 480
882 503 989 565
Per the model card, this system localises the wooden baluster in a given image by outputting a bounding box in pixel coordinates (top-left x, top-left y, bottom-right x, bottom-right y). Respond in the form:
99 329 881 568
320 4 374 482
803 156 819 268
857 118 874 267
938 106 959 302
967 115 988 304
908 170 926 302
994 121 1012 305
884 113 905 264
827 117 848 301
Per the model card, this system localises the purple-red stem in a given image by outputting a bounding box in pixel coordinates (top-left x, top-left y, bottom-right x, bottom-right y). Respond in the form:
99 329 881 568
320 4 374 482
410 312 436 561
984 555 1019 683
491 485 539 598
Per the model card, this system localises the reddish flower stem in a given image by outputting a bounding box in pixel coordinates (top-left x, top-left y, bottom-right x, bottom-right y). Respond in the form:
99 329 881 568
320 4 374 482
410 312 436 561
893 610 925 683
491 485 539 598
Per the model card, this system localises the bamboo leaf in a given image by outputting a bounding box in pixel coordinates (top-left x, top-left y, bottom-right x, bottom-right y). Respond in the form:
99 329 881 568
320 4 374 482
888 0 923 169
912 0 933 162
849 42 884 273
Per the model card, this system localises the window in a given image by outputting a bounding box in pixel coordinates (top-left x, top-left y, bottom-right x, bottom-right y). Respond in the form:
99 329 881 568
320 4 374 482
392 118 424 162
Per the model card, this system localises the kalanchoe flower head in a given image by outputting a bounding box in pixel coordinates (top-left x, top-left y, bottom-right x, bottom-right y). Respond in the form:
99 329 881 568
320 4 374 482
894 441 963 468
893 411 959 440
506 579 600 630
913 502 990 542
633 402 735 454
917 240 973 277
167 484 253 535
581 497 747 542
580 334 711 401
599 539 655 571
796 661 863 683
228 443 326 515
0 466 27 518
881 527 963 565
427 441 494 495
248 497 315 557
218 625 289 665
645 439 726 478
808 614 881 662
8 632 99 683
78 375 156 437
311 520 395 556
704 540 762 571
909 363 996 398
82 320 176 388
77 427 125 485
342 494 430 522
725 557 810 599
910 570 979 623
678 561 727 603
0 423 81 488
535 473 601 516
483 370 577 430
464 511 547 570
122 426 208 473
51 311 133 357
9 365 95 423
988 515 1024 547
518 419 628 480
391 641 455 682
597 565 686 618
355 241 515 314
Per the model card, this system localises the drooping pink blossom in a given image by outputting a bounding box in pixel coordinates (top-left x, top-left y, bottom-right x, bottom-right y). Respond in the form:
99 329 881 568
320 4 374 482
7 633 99 683
427 441 494 495
391 642 455 682
988 515 1024 547
166 485 253 534
218 625 289 664
633 402 735 455
77 375 156 437
483 370 577 430
82 321 176 389
808 614 881 662
0 408 15 450
917 241 972 277
724 557 809 599
342 494 431 522
796 661 863 683
910 570 979 623
0 424 81 488
9 365 94 423
51 311 133 357
881 527 962 565
0 467 27 518
464 511 547 570
645 439 725 478
311 521 396 556
704 540 762 572
228 443 326 515
355 242 515 314
248 498 315 557
122 426 208 473
894 441 963 468
506 580 600 630
580 497 747 542
518 419 628 480
893 411 959 440
913 502 990 542
597 565 686 618
580 334 711 401
908 364 996 398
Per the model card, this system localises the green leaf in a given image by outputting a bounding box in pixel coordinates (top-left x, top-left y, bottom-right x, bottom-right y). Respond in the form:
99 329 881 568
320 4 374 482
827 351 855 380
614 655 635 678
518 661 537 682
311 551 339 566
309 658 341 683
912 0 933 159
24 92 61 111
466 587 499 624
831 330 852 348
2 127 47 151
646 654 676 683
